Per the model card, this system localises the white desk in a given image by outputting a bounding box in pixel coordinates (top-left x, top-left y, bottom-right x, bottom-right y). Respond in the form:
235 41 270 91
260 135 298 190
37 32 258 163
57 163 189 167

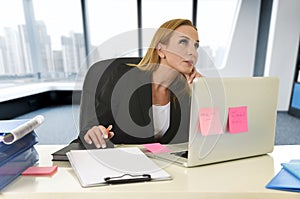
0 82 81 102
1 145 300 199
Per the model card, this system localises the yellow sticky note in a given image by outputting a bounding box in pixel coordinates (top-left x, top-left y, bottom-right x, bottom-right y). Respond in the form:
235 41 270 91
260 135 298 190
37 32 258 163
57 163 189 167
228 106 248 134
198 108 223 136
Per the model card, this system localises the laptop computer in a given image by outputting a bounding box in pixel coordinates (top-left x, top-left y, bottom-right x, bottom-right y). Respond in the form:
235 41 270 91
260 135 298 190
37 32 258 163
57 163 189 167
146 77 280 167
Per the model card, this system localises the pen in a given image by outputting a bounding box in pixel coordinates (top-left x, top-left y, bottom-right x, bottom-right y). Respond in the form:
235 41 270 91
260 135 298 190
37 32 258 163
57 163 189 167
103 125 112 139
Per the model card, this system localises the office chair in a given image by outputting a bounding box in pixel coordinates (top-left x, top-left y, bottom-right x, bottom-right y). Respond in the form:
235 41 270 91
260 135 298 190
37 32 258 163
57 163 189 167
76 57 142 148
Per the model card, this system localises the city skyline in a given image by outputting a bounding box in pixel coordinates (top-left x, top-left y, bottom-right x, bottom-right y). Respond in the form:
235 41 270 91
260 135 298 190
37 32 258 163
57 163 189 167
0 0 237 81
0 20 85 78
0 19 226 79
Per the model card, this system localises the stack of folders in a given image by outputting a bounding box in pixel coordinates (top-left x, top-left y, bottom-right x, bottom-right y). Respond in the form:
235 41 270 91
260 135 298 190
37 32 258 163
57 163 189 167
0 115 44 190
266 160 300 192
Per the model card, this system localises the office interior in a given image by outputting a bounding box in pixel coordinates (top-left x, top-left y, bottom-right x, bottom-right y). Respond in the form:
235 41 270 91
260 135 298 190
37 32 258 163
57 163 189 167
0 0 300 146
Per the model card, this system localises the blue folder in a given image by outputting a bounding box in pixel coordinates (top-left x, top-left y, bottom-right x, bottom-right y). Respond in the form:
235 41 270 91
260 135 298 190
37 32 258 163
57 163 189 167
266 160 300 192
291 83 300 109
0 147 39 190
0 132 38 165
281 161 300 181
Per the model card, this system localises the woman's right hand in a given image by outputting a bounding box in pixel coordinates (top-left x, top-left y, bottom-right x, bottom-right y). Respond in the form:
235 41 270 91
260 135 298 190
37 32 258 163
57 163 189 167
83 125 114 148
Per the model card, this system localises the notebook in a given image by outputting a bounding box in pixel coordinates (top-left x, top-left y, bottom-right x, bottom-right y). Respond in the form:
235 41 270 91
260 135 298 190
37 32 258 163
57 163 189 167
67 147 171 187
146 77 280 167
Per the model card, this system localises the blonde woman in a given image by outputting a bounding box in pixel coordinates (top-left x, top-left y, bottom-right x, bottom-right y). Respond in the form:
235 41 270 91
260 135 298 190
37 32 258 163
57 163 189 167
81 19 201 148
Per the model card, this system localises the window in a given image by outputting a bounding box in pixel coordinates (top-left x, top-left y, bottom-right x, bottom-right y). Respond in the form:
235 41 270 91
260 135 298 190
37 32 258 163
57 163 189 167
0 0 84 81
0 0 27 77
142 0 193 28
87 0 137 62
0 0 240 84
142 0 193 55
32 0 84 78
197 0 240 69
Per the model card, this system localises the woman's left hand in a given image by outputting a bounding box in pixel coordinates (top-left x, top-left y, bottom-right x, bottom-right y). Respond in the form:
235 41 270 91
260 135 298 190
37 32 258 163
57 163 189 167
185 66 202 84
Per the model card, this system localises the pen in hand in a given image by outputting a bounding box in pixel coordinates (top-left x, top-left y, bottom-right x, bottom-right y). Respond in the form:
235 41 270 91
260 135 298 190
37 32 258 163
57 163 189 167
84 124 114 148
103 125 112 139
100 125 113 149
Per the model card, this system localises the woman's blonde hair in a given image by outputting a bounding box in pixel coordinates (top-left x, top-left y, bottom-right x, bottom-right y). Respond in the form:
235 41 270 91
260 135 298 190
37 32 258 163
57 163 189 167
135 19 197 71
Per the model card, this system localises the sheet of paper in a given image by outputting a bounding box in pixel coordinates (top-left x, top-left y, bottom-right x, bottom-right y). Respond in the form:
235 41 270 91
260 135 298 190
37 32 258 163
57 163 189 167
228 106 248 134
67 147 172 187
142 143 171 154
198 108 223 136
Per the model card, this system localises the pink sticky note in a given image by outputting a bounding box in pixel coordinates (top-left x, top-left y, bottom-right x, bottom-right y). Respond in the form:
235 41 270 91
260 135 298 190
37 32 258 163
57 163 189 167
198 108 223 136
22 165 58 176
142 143 171 154
228 106 248 134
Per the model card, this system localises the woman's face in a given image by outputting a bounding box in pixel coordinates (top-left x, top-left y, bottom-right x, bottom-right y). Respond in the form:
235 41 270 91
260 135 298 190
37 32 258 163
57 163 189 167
160 25 199 75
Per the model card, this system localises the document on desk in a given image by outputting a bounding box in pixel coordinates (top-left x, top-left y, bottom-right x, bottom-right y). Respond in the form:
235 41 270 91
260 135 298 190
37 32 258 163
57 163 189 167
67 147 172 187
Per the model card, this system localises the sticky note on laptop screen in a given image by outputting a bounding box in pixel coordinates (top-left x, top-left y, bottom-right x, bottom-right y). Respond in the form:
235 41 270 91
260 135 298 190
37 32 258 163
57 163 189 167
198 108 223 136
228 106 248 134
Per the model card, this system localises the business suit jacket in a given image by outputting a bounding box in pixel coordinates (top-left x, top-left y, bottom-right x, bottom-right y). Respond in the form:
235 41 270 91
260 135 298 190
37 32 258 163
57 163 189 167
78 58 191 145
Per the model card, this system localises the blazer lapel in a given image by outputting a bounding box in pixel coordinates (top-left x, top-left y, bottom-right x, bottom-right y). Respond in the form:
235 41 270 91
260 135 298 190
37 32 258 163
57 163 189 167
132 71 155 140
136 70 153 122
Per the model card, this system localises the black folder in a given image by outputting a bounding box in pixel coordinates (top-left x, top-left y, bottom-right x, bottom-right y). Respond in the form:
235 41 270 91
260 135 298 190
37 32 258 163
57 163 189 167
51 142 86 161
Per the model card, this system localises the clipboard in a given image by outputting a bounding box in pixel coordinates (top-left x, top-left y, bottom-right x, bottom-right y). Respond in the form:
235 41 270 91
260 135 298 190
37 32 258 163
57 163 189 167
104 174 151 184
67 147 172 187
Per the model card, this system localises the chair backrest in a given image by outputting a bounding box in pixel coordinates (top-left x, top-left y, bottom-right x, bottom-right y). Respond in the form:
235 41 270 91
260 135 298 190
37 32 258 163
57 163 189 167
78 57 142 143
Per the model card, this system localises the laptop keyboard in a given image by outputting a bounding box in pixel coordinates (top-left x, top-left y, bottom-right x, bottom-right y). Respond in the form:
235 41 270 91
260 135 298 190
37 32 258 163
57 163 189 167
171 151 188 159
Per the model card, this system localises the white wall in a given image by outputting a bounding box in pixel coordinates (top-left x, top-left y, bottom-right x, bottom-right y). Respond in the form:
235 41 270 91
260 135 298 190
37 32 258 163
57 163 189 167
214 0 300 111
199 0 261 78
265 0 300 111
219 0 261 77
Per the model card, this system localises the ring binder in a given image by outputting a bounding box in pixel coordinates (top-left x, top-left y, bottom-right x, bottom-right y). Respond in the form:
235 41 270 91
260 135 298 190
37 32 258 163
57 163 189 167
104 174 151 184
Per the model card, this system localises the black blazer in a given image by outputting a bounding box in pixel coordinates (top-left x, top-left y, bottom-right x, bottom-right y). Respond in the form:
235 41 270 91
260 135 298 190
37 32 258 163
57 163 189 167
78 58 191 145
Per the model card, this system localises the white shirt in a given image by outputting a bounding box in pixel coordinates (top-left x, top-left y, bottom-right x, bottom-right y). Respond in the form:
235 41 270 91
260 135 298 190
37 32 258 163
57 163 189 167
152 102 170 139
